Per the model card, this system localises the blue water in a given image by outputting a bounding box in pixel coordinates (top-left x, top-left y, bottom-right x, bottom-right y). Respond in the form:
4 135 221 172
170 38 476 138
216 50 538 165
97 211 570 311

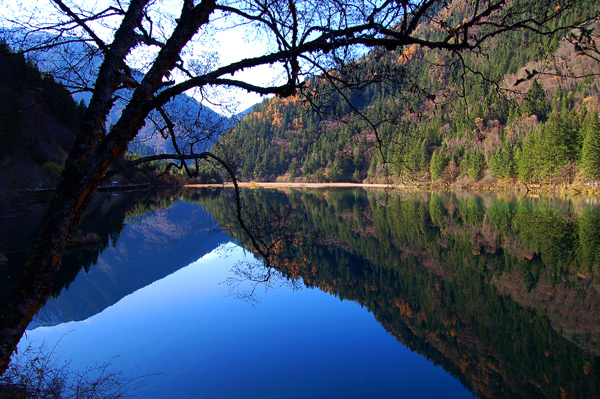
20 243 475 398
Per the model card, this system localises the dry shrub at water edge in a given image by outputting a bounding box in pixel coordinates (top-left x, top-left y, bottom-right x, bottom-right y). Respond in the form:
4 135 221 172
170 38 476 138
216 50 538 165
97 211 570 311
0 338 148 399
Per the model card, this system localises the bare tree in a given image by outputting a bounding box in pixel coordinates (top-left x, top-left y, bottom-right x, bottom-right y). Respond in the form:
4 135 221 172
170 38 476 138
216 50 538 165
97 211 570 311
0 0 589 370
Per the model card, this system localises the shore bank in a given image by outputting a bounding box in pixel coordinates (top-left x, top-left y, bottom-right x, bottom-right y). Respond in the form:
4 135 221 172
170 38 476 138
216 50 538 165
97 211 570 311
185 180 600 197
185 182 394 189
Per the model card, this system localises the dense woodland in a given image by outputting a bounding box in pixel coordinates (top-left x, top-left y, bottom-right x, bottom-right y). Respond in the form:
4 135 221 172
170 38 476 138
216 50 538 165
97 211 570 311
0 43 185 206
3 0 600 393
3 2 600 192
218 1 600 190
0 43 85 191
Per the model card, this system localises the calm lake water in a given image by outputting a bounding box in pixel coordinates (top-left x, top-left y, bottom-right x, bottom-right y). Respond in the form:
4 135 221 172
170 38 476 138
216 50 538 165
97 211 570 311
6 188 600 398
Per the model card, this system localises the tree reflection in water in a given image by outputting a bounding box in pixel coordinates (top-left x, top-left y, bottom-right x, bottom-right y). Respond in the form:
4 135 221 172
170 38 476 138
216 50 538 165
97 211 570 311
200 188 600 399
2 188 600 399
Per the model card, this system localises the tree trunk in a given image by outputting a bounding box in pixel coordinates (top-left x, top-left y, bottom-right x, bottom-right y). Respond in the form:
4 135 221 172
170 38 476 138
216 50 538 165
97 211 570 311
0 160 105 372
0 0 217 373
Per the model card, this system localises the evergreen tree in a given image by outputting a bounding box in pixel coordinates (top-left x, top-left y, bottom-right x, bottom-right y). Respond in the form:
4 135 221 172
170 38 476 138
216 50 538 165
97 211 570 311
521 79 550 121
430 149 449 181
537 110 581 181
581 111 600 180
578 210 600 276
493 144 507 178
467 150 487 180
289 159 299 180
518 131 539 183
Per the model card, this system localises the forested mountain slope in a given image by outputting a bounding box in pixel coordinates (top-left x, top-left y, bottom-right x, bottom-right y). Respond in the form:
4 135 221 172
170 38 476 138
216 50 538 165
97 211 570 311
0 43 85 191
0 40 225 201
219 1 600 190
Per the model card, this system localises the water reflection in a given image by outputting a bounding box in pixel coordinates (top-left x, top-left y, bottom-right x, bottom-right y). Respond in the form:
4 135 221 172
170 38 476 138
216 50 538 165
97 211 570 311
28 198 228 328
21 242 474 399
199 189 600 399
8 188 600 398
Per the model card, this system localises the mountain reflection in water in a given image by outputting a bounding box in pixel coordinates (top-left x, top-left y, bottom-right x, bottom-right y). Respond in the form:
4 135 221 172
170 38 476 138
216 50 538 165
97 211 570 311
14 188 600 398
22 242 473 399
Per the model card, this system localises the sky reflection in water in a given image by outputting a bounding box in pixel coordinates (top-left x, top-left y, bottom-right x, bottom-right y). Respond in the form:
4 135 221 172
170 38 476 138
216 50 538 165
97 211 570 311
21 242 474 399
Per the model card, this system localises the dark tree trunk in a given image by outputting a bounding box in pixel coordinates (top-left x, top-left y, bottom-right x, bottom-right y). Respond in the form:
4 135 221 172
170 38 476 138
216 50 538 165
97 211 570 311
0 0 218 373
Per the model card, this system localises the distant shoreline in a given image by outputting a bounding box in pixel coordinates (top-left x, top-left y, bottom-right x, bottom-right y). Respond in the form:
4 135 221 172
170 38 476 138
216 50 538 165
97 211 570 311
185 182 395 189
184 180 600 196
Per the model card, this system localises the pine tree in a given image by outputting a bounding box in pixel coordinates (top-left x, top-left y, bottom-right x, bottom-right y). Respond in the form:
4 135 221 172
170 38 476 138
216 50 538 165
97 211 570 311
490 142 516 179
518 131 539 183
430 149 448 180
468 150 487 180
578 210 600 276
521 79 550 121
537 110 581 181
581 111 600 180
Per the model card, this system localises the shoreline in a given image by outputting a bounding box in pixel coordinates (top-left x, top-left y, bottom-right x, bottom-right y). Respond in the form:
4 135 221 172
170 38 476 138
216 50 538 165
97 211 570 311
184 180 600 197
185 182 395 189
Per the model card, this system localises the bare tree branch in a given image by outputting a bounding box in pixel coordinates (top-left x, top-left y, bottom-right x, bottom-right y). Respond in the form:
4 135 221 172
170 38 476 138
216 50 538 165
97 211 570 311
0 0 590 372
50 0 109 53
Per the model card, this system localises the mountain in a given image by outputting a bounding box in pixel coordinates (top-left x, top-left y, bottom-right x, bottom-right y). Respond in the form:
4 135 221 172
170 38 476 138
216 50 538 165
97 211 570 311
0 30 230 159
0 43 85 192
218 1 600 191
234 104 258 120
107 73 230 157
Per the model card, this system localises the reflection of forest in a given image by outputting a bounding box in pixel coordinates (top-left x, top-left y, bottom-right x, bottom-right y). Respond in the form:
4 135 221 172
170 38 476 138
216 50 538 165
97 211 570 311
0 191 151 303
199 188 600 399
1 189 227 327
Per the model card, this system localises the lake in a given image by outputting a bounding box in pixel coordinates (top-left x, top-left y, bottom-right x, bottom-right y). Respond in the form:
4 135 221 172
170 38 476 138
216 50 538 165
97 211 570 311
4 188 600 398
